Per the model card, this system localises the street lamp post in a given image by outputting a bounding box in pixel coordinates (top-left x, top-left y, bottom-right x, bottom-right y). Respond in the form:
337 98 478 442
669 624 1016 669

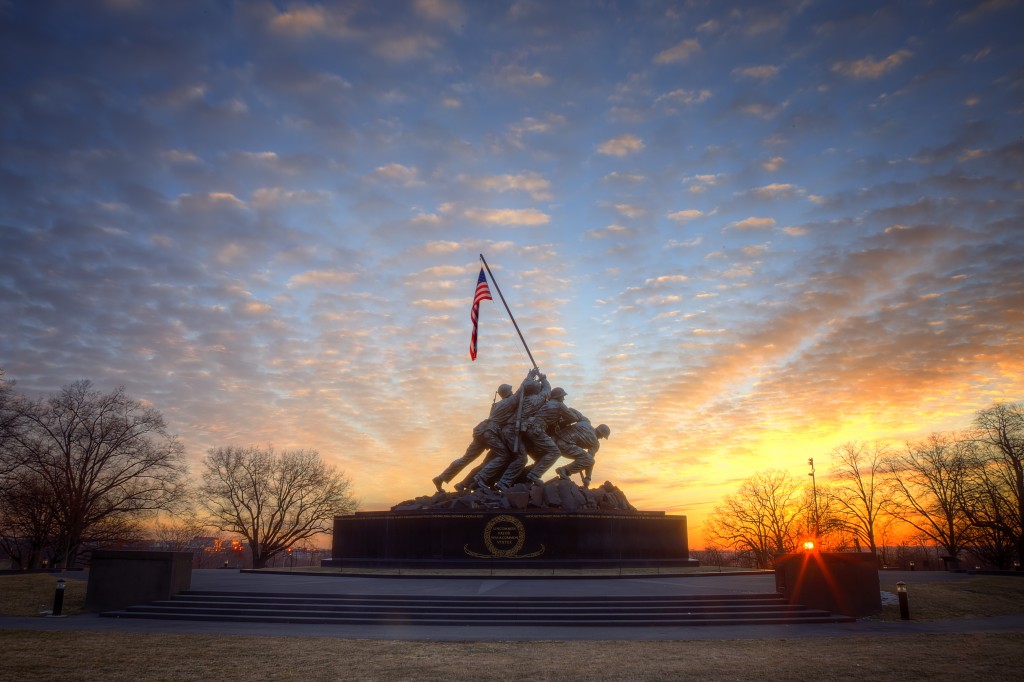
808 458 819 539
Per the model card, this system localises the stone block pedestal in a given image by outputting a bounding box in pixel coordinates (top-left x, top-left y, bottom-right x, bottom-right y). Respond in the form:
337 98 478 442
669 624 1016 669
775 551 881 617
85 550 193 612
325 510 698 569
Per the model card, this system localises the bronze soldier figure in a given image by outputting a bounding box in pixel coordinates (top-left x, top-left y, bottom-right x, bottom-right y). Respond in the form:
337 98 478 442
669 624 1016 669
431 382 515 492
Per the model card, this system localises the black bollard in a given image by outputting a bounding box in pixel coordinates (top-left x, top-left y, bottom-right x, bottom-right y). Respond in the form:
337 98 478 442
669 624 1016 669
896 581 909 620
52 578 66 617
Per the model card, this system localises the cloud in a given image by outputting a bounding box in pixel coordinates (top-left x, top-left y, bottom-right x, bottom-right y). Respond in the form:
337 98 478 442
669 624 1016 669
667 209 704 223
162 150 202 165
496 64 553 87
655 88 712 106
665 236 703 249
373 34 441 61
613 203 646 219
733 65 779 79
373 163 423 186
645 275 688 286
463 208 550 226
176 192 247 212
585 224 635 239
414 0 465 29
748 183 804 200
597 134 645 157
251 188 331 209
684 174 727 193
954 0 1018 24
287 269 360 288
654 39 701 64
734 99 786 119
464 172 552 201
604 172 646 184
268 4 353 38
731 216 777 230
411 212 443 225
832 50 913 79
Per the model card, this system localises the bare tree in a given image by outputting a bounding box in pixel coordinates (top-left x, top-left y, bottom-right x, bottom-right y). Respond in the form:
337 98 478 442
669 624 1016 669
959 461 1018 568
0 469 59 568
153 511 210 553
829 441 890 555
1 380 188 568
703 469 806 569
199 445 357 569
972 403 1024 566
0 369 18 476
886 433 975 566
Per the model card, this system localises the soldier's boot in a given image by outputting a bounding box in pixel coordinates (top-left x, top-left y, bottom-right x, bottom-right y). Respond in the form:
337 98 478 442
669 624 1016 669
432 476 444 493
555 466 570 481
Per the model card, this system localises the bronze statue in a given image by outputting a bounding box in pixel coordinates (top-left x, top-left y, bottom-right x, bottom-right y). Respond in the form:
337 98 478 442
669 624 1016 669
432 383 515 492
434 366 610 494
516 386 578 484
472 369 549 491
555 422 610 488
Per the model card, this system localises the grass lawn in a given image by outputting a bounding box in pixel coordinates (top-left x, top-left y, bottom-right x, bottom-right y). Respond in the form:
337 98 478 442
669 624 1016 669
1 630 1021 681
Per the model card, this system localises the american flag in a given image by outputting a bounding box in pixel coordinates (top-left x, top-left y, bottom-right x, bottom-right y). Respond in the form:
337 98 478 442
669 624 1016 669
469 267 492 360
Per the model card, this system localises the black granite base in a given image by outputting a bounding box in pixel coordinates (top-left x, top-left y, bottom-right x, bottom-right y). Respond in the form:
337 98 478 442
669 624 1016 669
85 550 193 612
323 510 698 569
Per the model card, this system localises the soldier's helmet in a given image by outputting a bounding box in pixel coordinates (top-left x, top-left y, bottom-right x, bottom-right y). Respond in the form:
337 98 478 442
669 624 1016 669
524 379 543 395
497 384 513 398
596 424 611 439
549 387 568 401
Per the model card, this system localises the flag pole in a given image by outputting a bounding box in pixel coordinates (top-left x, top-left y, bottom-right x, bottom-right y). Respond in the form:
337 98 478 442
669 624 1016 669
479 253 539 371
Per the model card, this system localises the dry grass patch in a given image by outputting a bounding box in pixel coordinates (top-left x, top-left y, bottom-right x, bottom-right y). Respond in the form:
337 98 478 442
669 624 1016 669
1 631 1021 681
0 574 88 616
874 576 1024 621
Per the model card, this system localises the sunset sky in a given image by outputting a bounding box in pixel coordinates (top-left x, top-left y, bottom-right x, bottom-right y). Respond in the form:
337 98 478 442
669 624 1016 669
2 0 1022 547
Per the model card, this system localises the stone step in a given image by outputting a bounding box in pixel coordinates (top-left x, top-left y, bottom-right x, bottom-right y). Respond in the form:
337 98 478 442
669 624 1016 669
171 590 792 607
139 601 812 616
101 590 855 626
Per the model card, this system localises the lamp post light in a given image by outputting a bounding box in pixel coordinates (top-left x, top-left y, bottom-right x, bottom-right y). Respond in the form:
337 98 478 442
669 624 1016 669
808 458 819 539
896 581 910 620
51 578 66 617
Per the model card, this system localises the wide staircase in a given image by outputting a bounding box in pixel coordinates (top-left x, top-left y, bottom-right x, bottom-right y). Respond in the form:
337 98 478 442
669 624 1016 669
101 590 855 627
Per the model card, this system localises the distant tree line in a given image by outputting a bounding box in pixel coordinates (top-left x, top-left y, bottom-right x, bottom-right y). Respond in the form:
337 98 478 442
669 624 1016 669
0 370 357 569
703 402 1024 570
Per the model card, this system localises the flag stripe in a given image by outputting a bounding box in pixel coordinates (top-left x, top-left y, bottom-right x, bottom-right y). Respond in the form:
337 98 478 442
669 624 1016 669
470 267 492 360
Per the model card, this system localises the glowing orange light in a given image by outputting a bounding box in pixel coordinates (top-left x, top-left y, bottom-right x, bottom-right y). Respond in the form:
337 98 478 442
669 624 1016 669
802 540 815 551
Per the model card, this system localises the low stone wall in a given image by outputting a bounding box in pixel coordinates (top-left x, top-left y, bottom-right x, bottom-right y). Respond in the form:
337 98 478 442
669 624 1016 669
85 550 193 612
775 551 881 617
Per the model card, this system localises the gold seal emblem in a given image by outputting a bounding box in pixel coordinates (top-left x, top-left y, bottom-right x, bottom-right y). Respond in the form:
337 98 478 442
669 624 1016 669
464 514 545 559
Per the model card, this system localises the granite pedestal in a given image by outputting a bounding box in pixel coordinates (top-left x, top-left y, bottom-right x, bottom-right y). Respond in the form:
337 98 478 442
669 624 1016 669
85 549 193 612
774 551 881 617
324 510 698 569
